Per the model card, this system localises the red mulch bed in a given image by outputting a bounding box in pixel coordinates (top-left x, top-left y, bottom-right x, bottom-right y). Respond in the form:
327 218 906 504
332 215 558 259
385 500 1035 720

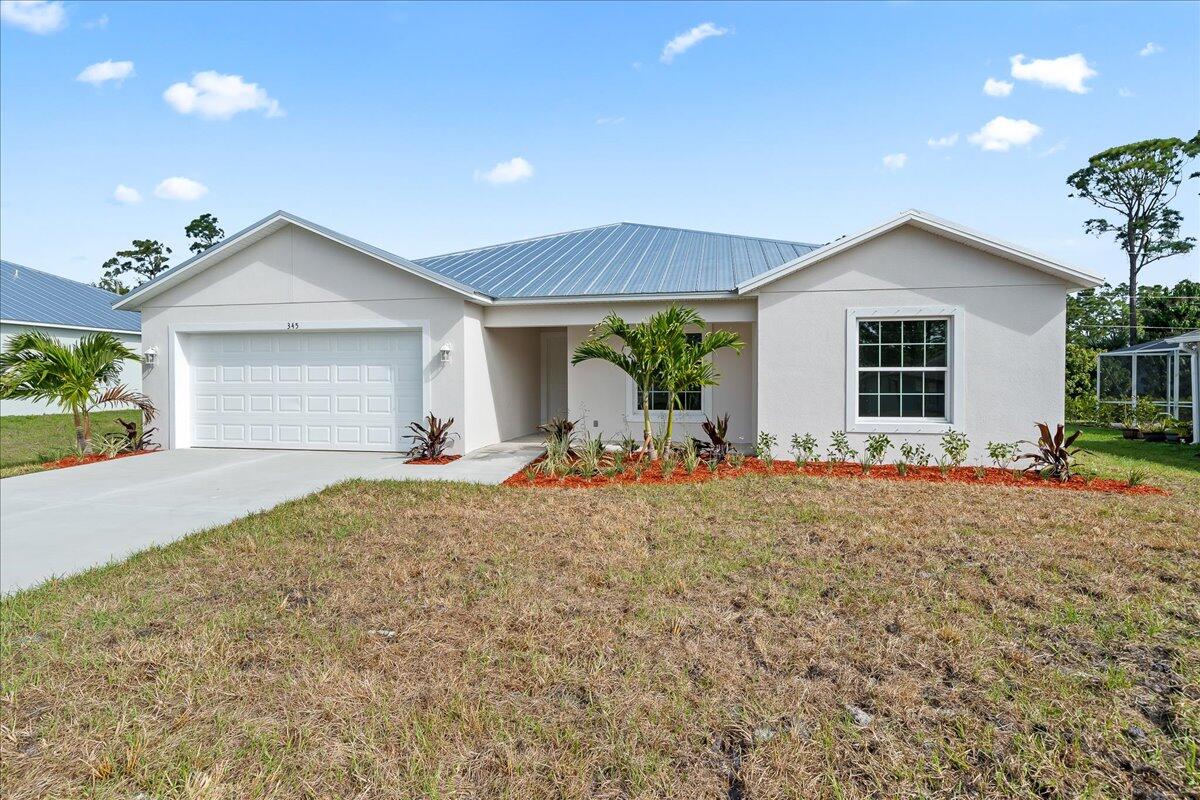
503 456 1168 496
405 454 462 465
41 449 155 472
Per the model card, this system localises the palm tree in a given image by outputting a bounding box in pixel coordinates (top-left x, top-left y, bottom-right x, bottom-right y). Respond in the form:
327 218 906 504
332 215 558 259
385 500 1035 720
0 331 155 454
572 310 678 459
659 322 744 447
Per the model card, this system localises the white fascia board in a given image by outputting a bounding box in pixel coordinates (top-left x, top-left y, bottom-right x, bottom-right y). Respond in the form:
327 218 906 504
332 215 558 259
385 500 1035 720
0 319 141 335
114 211 493 310
489 291 739 306
736 210 1104 294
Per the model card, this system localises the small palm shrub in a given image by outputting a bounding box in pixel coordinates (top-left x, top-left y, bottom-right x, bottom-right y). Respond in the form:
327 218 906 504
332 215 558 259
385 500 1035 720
727 451 746 469
575 433 605 477
680 439 701 474
826 430 857 463
1126 467 1147 487
1017 423 1083 482
789 433 818 466
660 456 677 479
860 433 891 474
705 458 720 474
404 414 459 459
756 431 778 467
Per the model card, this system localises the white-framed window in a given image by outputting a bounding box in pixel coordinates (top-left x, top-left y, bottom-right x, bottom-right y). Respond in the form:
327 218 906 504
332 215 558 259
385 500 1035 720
626 331 710 420
845 306 964 433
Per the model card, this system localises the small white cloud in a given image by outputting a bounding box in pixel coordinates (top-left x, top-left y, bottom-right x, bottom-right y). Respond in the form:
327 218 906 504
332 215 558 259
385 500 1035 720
660 22 728 64
983 77 1013 97
927 133 959 148
1009 53 1097 94
154 176 208 201
76 60 134 86
0 0 66 34
882 153 908 171
631 61 643 71
595 116 626 125
84 13 107 29
968 116 1042 152
1039 140 1068 157
475 157 534 185
1139 42 1163 57
112 184 142 204
163 71 284 120
1117 87 1134 98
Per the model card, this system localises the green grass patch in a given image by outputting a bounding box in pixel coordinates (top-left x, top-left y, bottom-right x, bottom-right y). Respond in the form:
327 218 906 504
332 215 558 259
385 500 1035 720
0 410 137 475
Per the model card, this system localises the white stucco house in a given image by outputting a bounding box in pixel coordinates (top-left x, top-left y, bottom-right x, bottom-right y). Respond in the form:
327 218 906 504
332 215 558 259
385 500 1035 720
1 260 142 416
112 210 1102 462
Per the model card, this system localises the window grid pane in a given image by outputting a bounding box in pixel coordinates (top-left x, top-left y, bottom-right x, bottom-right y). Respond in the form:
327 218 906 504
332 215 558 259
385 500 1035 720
856 316 949 421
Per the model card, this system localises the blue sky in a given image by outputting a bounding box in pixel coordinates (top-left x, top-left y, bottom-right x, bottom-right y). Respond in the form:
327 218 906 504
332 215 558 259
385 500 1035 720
2 0 1198 288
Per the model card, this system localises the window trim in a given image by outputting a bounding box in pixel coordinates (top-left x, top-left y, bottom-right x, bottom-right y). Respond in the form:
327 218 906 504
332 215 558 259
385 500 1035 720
624 328 712 423
844 306 964 434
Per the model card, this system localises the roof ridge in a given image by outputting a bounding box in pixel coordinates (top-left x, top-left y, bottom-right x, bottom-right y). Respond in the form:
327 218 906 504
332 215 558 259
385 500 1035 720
616 221 823 249
1 258 126 299
415 222 626 262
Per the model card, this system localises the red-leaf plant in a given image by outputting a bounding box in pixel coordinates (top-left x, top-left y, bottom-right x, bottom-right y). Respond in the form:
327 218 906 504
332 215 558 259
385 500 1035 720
1017 423 1084 482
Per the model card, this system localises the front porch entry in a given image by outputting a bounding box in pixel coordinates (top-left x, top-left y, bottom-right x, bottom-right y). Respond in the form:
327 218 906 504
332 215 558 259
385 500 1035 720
540 329 568 422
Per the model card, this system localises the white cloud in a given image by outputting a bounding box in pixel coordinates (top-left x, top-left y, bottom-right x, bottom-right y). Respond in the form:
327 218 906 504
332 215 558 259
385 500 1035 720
84 13 107 29
1009 53 1097 94
154 177 208 201
926 133 959 148
163 71 284 120
0 0 66 34
475 157 534 185
882 153 908 171
1039 140 1068 157
660 22 728 64
76 60 134 86
983 77 1013 97
1139 42 1163 57
1118 87 1134 98
112 184 142 204
595 116 625 125
968 116 1042 152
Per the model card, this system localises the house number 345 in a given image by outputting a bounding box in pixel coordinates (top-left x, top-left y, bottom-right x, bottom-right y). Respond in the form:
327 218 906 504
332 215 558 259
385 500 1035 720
286 322 300 330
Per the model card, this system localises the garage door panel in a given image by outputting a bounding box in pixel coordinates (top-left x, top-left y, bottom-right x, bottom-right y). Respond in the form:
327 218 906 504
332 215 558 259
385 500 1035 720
187 330 422 452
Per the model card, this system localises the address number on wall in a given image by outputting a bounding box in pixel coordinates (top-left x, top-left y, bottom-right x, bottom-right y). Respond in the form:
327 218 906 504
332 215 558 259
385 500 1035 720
286 322 300 330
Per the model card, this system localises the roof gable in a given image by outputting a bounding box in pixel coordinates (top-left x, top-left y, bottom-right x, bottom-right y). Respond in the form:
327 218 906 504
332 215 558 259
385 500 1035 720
113 211 492 310
1 260 141 333
736 210 1102 293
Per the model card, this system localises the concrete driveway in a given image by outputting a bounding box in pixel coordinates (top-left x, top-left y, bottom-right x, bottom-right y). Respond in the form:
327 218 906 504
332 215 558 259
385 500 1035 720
0 440 541 594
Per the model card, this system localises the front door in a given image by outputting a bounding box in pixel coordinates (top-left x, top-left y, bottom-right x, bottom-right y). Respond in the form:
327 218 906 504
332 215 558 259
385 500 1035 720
540 330 568 423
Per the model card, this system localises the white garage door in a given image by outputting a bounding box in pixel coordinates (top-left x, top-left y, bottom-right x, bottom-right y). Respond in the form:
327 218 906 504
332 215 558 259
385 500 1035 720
188 330 422 451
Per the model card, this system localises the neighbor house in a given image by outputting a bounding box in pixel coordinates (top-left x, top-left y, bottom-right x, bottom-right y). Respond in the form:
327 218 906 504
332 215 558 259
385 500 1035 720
1 260 142 416
112 210 1102 461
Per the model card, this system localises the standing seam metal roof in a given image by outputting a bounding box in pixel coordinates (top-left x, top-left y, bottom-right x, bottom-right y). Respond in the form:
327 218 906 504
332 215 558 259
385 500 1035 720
1 260 141 332
413 222 822 299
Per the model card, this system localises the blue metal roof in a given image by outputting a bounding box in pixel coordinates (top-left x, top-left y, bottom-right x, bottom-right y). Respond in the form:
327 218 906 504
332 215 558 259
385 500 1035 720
1 260 141 333
413 222 822 299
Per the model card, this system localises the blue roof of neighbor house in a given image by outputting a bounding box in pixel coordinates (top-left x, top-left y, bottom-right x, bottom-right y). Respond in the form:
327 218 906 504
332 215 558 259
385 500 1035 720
1 260 141 333
413 222 823 299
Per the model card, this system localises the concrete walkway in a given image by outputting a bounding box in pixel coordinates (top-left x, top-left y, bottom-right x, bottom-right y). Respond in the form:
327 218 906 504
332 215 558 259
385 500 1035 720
0 440 542 594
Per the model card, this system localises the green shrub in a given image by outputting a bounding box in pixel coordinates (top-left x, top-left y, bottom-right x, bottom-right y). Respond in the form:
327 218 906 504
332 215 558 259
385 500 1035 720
789 433 818 465
826 430 857 463
756 431 778 466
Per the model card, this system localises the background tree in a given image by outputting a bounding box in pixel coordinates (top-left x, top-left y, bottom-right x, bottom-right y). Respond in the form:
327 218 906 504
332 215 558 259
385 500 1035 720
93 274 130 296
101 239 172 292
185 213 224 254
1067 134 1200 345
0 331 154 454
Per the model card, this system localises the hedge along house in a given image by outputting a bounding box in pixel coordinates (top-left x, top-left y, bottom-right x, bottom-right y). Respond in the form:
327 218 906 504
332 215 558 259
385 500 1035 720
112 210 1101 462
1 260 142 416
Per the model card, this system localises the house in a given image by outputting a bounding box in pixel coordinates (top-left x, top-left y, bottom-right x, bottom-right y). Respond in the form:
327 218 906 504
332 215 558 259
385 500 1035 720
111 210 1102 461
1 260 142 416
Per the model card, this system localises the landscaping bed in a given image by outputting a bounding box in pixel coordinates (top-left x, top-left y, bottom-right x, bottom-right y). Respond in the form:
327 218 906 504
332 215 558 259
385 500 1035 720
505 455 1168 495
37 449 155 472
405 454 462 465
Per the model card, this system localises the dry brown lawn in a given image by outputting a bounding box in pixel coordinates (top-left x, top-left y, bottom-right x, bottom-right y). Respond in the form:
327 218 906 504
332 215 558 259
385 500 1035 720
2 470 1198 799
